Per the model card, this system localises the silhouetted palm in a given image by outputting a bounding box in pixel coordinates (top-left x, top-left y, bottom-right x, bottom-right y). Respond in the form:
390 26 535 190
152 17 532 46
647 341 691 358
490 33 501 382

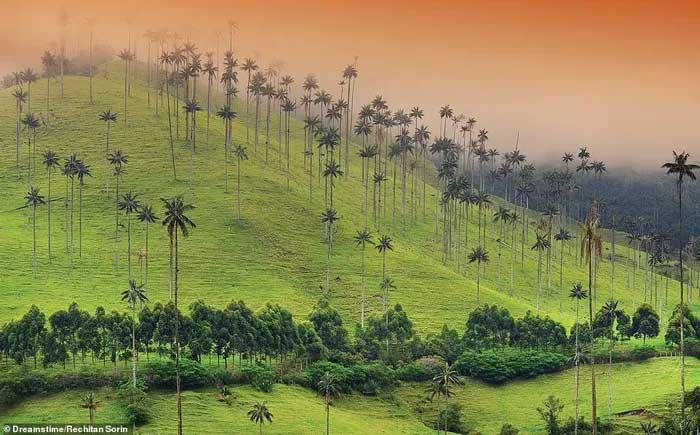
317 372 342 435
137 205 157 286
118 192 141 279
43 151 59 260
662 150 699 415
25 186 45 273
248 402 273 435
121 279 148 389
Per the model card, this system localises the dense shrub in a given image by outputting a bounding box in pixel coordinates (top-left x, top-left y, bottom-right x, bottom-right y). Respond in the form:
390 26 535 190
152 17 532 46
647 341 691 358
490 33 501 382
347 364 396 395
239 364 277 393
396 357 445 382
436 402 468 434
116 380 150 425
592 344 658 363
0 369 124 407
142 358 231 389
455 349 567 384
629 344 656 361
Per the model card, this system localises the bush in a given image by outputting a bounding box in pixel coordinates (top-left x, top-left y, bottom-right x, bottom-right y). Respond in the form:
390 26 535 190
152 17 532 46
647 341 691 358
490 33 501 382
455 349 567 384
116 381 150 425
396 362 431 382
0 369 125 408
630 345 656 361
435 403 468 434
239 365 277 393
142 358 224 389
499 423 520 435
347 364 396 395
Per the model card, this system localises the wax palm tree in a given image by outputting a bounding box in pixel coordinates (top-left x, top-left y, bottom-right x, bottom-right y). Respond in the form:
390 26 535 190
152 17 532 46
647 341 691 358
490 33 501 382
317 372 342 435
202 59 218 146
354 229 374 327
137 205 157 286
532 232 551 311
98 110 118 191
640 422 659 435
43 151 59 260
40 51 57 120
80 392 99 424
62 155 78 257
580 204 602 435
662 151 699 417
108 150 128 259
428 363 462 435
247 402 273 435
159 51 176 179
21 113 41 187
241 58 258 144
161 196 196 435
117 50 132 125
569 282 588 435
13 88 27 172
555 229 572 310
249 72 266 153
75 161 92 258
323 160 343 209
562 152 574 170
216 105 236 192
493 206 511 290
321 208 339 293
468 246 489 304
601 299 625 418
25 186 45 273
234 145 249 223
119 192 141 279
21 68 38 112
121 279 148 389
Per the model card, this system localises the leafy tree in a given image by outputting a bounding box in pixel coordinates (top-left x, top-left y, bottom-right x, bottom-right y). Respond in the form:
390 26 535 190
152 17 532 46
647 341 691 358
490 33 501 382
537 395 564 435
631 303 660 343
309 300 348 353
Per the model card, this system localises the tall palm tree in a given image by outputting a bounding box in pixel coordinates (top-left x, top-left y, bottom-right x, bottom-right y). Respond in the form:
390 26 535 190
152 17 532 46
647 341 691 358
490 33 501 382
428 363 462 435
40 51 57 121
532 232 551 311
75 161 92 258
569 283 588 435
217 105 237 192
13 89 27 172
108 150 128 263
21 113 41 187
119 192 141 279
468 246 489 304
601 299 625 418
98 110 118 192
317 372 342 435
21 68 38 112
581 204 602 435
117 50 132 126
137 205 157 286
80 392 99 424
554 229 572 310
375 235 394 311
43 151 59 260
241 58 258 144
248 402 273 435
121 279 148 390
202 59 218 146
159 51 176 179
321 208 339 293
234 145 249 223
662 150 698 418
161 196 196 435
25 186 45 274
354 229 374 327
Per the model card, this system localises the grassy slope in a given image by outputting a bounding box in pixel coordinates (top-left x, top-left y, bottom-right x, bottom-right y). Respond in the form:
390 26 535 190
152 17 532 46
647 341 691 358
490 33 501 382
0 63 682 334
0 384 437 435
1 358 695 434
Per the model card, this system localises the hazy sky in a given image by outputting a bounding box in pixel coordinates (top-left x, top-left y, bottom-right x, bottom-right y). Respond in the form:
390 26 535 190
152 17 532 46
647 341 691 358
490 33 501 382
3 0 699 167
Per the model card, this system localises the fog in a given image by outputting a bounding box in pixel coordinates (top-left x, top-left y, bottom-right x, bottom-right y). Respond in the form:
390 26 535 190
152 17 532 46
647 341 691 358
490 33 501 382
3 0 699 168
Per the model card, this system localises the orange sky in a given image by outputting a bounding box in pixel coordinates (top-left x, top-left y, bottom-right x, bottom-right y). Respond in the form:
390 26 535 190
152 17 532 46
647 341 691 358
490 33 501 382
3 0 700 166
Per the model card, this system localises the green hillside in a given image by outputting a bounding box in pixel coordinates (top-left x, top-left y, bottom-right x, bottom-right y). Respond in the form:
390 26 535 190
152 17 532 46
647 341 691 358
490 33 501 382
0 62 681 334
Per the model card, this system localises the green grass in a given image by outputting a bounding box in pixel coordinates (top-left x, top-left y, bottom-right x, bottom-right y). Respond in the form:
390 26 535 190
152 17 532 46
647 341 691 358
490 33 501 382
0 62 696 434
1 358 696 434
0 63 684 335
0 384 437 435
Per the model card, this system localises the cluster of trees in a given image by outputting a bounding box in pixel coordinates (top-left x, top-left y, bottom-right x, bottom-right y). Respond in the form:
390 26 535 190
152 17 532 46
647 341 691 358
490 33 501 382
0 299 663 373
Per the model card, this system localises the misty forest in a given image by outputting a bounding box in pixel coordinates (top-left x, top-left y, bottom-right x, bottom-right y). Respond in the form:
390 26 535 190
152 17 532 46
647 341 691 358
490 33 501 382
1 5 700 435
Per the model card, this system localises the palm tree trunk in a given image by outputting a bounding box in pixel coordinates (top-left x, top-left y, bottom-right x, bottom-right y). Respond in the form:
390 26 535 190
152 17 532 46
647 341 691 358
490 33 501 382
574 301 580 435
679 182 686 419
48 169 52 260
589 246 598 435
127 215 132 279
175 230 183 435
32 206 37 274
165 69 177 180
